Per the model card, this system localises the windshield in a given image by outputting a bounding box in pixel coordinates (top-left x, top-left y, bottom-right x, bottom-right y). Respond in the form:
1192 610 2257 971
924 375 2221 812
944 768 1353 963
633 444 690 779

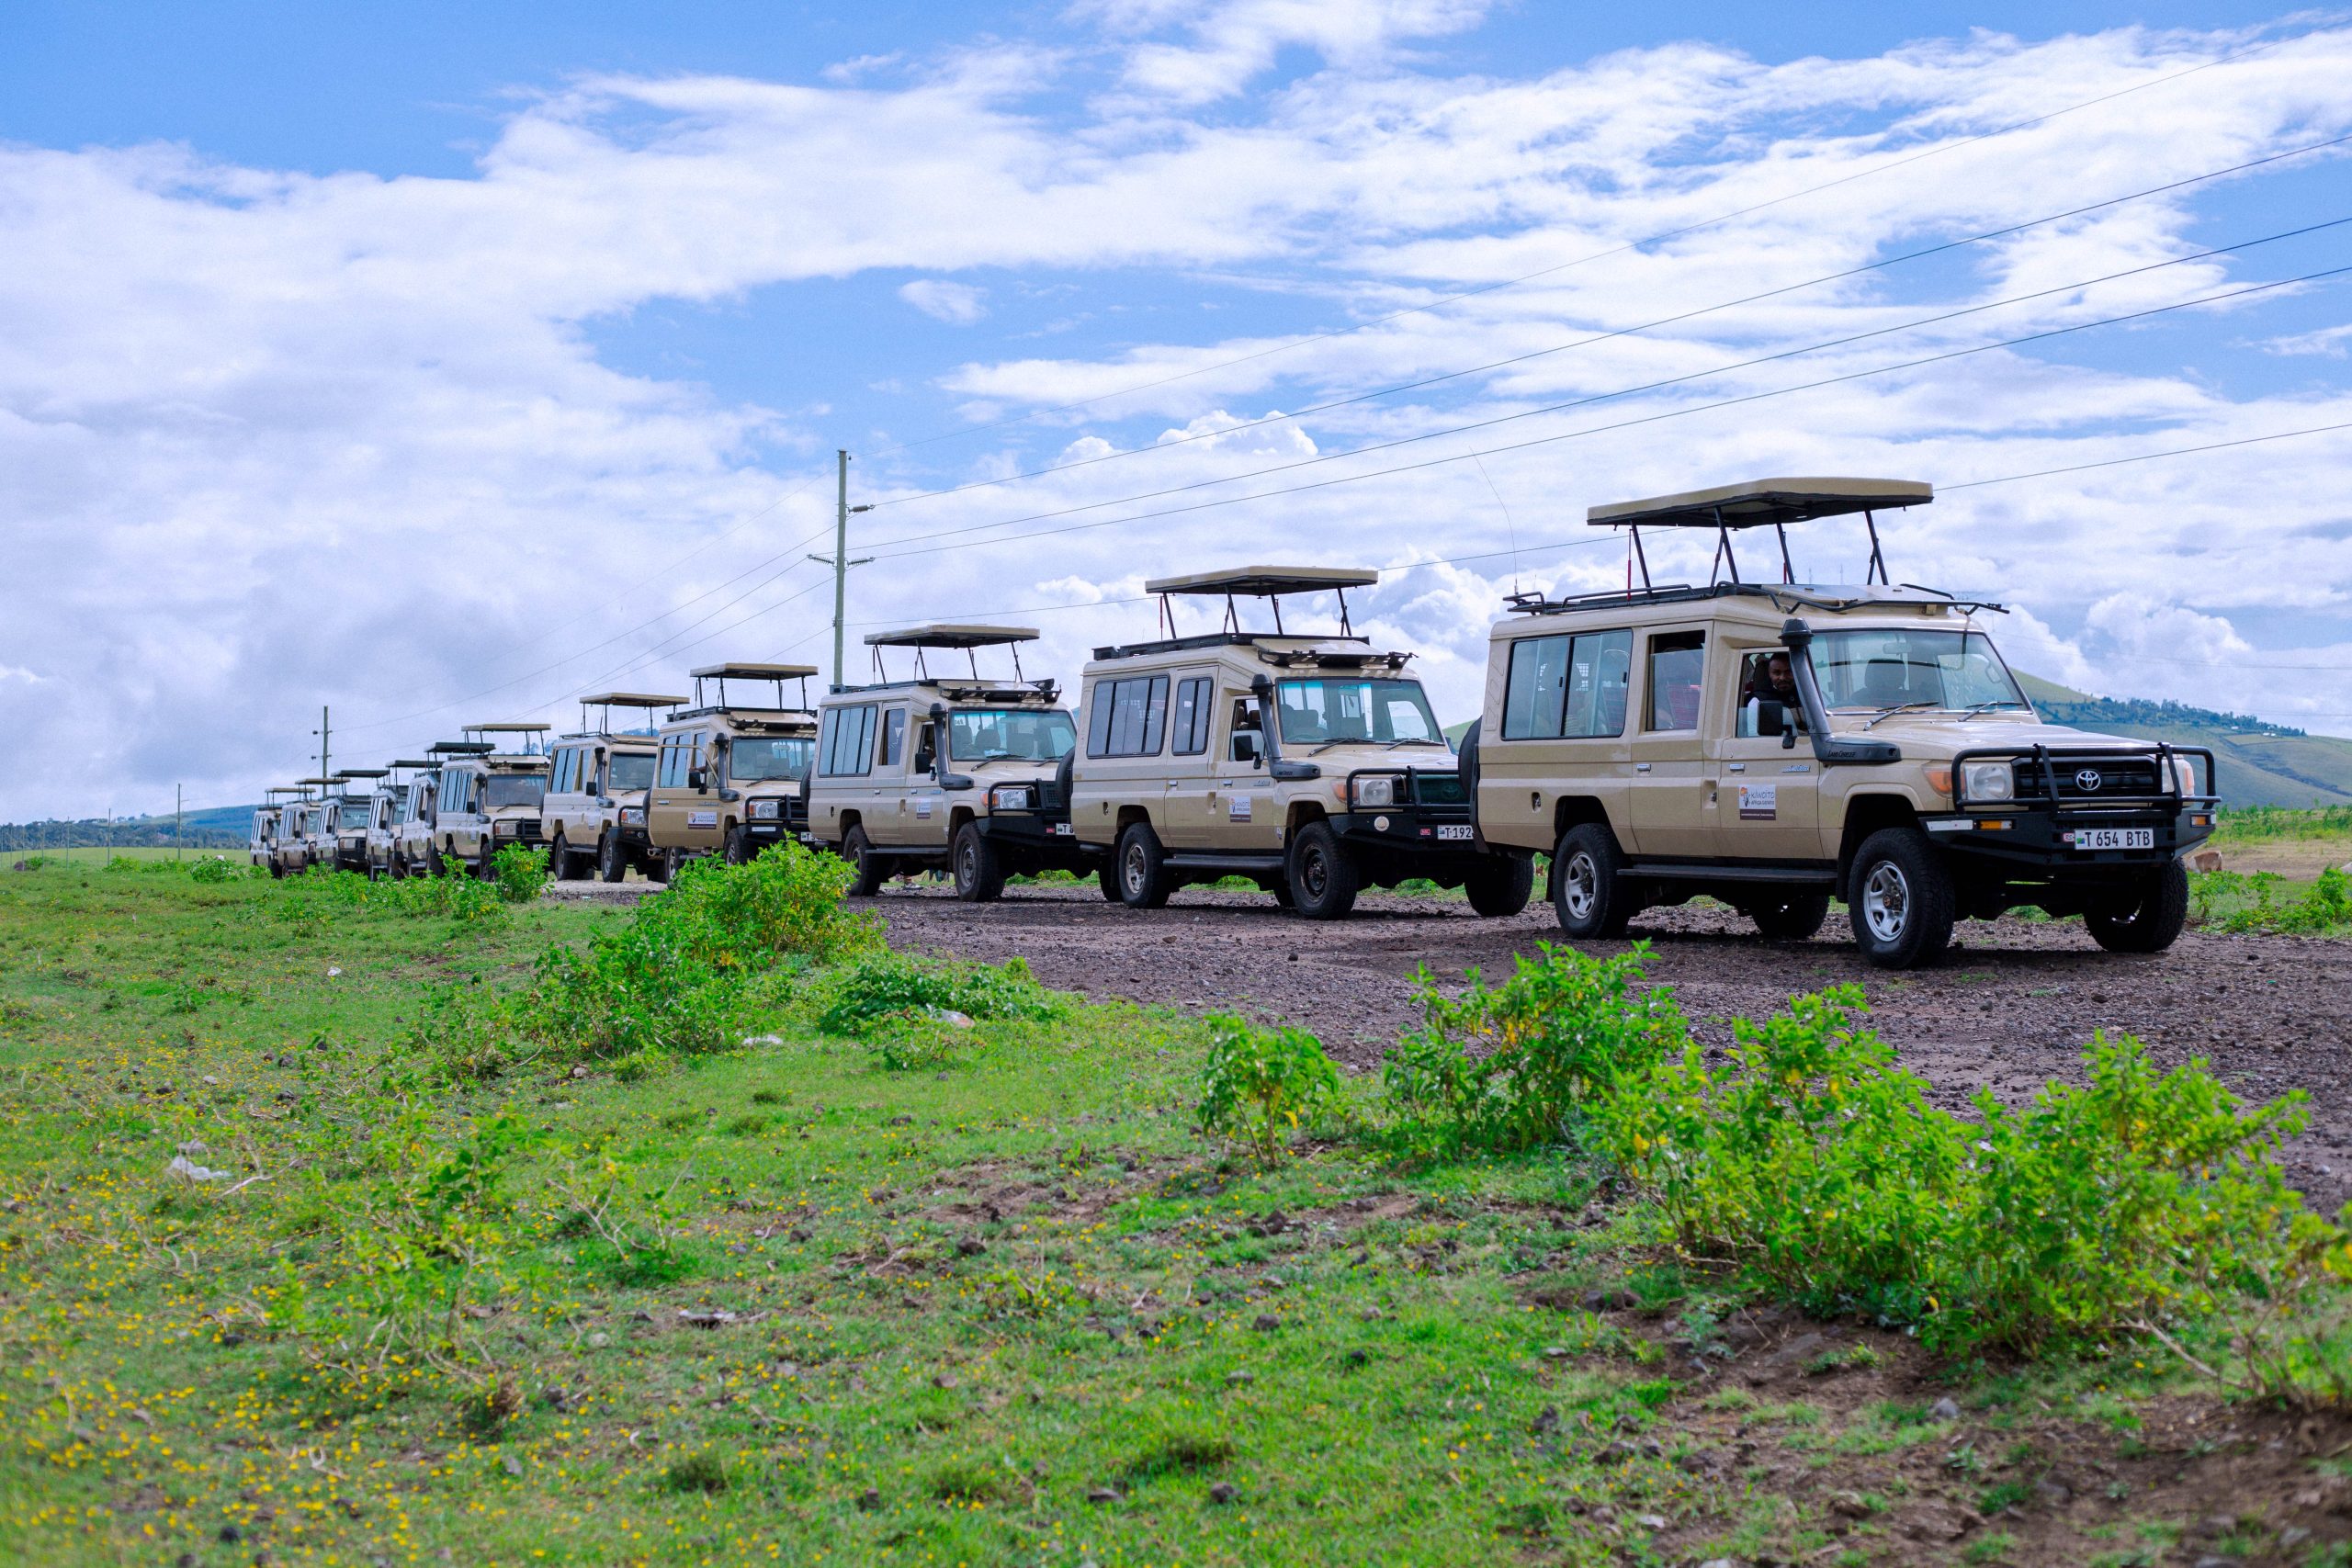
949 709 1077 762
336 801 370 829
484 774 546 810
607 752 656 792
729 737 815 782
1274 678 1442 748
1813 628 2028 713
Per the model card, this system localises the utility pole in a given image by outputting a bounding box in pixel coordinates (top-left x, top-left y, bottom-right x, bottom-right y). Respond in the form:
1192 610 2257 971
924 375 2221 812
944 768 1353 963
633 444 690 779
808 449 873 691
175 784 183 862
312 705 331 784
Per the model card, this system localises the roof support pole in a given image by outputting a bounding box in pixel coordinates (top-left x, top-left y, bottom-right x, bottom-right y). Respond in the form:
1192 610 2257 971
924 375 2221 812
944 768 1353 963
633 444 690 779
1864 509 1888 585
1336 586 1352 637
1630 526 1653 591
1711 505 1741 586
1272 596 1284 635
1775 523 1794 584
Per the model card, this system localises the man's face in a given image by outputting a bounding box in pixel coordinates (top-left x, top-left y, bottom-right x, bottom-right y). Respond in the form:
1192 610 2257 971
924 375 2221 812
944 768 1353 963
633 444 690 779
1767 656 1792 688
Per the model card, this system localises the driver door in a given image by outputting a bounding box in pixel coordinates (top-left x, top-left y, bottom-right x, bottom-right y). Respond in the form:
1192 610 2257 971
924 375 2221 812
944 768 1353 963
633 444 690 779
1709 647 1821 862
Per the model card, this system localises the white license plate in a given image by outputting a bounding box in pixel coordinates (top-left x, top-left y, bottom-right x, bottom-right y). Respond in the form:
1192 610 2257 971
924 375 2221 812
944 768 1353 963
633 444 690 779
1051 822 1073 836
2070 828 2154 851
1434 824 1474 841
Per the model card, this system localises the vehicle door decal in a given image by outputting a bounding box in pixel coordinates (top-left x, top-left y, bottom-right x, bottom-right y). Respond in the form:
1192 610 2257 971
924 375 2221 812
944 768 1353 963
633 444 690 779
687 809 718 829
1228 795 1252 821
1736 784 1778 820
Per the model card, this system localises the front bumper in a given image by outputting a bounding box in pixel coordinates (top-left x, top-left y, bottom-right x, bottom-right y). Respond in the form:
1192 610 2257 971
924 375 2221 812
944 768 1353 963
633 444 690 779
978 810 1097 866
1935 742 2217 875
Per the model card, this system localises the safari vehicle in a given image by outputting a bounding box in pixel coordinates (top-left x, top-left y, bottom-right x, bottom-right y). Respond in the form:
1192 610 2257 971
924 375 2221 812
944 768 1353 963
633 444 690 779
294 778 343 870
392 751 458 876
646 664 821 876
248 805 279 871
1070 568 1533 920
363 763 428 878
1464 479 2217 968
257 786 309 876
429 725 550 878
543 692 684 883
328 769 388 873
807 626 1091 901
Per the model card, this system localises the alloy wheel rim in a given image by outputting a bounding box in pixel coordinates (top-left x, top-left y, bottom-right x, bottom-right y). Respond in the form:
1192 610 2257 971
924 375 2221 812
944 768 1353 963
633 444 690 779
1124 843 1146 896
1861 862 1911 943
1564 851 1598 921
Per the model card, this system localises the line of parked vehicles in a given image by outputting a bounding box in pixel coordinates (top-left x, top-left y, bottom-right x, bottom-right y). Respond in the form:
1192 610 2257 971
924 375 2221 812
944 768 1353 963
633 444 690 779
251 478 2220 967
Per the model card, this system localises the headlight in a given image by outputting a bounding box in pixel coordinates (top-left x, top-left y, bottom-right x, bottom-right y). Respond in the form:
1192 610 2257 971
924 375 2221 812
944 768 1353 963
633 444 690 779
492 818 514 835
1960 761 2015 803
751 798 780 820
1352 775 1396 808
2171 757 2198 795
619 806 644 825
992 785 1032 811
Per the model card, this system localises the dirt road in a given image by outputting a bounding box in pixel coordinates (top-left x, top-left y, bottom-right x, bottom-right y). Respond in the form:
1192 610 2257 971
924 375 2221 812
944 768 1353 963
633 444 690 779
865 884 2352 1205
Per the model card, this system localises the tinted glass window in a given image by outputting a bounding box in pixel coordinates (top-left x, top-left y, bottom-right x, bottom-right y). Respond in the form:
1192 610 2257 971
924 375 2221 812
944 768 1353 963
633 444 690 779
1274 679 1441 747
485 774 546 809
949 709 1077 761
1502 636 1570 739
608 752 655 792
1170 678 1213 755
820 705 876 776
1090 676 1169 757
878 709 906 769
1645 631 1706 731
731 737 812 782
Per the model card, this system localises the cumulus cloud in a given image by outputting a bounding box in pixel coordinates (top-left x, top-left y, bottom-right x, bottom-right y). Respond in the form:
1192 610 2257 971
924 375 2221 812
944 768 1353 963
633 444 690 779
899 279 990 323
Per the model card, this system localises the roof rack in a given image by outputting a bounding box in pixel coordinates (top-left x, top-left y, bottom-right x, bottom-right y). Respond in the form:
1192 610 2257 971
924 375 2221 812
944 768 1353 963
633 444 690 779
861 624 1045 686
1141 564 1380 641
1501 579 2007 619
334 768 389 781
687 662 819 711
388 758 437 770
573 691 687 736
1588 477 1931 592
428 739 496 756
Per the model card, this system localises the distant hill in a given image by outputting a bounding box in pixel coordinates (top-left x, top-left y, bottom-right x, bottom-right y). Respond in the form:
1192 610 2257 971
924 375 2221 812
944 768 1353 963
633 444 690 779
0 806 254 852
2013 673 2352 810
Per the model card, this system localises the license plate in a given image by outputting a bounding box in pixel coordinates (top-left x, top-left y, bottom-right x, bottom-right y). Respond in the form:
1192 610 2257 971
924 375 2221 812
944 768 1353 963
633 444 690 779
1051 822 1073 836
2069 828 2154 851
1434 824 1474 841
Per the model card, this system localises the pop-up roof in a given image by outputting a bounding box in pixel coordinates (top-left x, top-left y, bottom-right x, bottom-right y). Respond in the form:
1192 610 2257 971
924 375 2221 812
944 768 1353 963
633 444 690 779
861 626 1047 687
428 739 496 756
335 768 390 781
389 758 437 770
578 691 687 709
1138 564 1380 641
685 662 819 712
1586 477 1932 591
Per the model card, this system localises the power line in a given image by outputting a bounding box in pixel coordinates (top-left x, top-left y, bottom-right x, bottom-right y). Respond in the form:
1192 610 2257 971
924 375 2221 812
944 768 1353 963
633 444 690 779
864 30 2300 457
866 130 2352 511
1941 420 2352 491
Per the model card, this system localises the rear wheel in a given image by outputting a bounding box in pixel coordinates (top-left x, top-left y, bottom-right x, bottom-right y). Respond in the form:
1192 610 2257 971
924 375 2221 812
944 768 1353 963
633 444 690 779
2086 861 2189 953
1115 823 1174 909
474 840 497 882
842 826 885 897
548 834 573 881
1096 859 1122 901
1464 854 1533 918
1750 891 1831 941
649 850 674 886
1286 821 1360 921
1553 823 1634 940
953 823 1005 903
1849 828 1956 968
597 831 627 883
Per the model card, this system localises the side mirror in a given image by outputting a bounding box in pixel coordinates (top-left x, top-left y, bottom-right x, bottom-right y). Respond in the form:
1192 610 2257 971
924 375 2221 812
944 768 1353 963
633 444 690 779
687 767 707 790
1756 698 1785 737
1230 730 1261 764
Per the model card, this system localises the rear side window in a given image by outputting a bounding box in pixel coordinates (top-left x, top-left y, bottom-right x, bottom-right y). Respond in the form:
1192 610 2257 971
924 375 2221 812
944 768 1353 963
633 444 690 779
1645 631 1706 732
1502 630 1633 739
877 709 907 769
1087 675 1170 758
1170 677 1214 755
820 705 878 777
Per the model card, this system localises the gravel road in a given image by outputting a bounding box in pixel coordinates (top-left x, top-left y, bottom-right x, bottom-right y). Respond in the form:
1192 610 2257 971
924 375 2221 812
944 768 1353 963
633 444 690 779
861 883 2352 1206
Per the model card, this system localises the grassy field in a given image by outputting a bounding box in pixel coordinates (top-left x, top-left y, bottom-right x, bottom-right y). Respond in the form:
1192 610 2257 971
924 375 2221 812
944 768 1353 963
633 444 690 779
5 859 2351 1566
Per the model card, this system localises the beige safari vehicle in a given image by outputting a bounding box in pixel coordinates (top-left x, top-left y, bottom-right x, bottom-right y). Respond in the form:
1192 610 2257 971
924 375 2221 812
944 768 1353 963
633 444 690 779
328 769 388 873
645 664 821 875
258 787 309 876
364 762 429 877
393 751 461 877
808 626 1091 900
248 804 280 871
295 778 343 869
543 693 684 883
430 724 551 878
1464 479 2217 968
1071 568 1533 920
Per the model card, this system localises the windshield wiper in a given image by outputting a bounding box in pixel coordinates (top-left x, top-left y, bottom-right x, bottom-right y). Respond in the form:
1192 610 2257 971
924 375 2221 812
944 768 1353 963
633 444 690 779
1383 737 1447 749
1956 700 2030 722
1862 701 1939 730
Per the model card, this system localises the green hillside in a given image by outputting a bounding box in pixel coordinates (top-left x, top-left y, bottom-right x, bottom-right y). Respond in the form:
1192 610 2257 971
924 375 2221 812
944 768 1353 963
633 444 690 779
0 805 254 852
2014 673 2352 809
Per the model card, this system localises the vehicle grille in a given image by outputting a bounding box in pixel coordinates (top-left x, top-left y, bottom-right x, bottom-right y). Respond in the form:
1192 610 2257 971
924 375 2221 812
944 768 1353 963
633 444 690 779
2012 754 2165 802
511 818 544 844
1410 772 1467 807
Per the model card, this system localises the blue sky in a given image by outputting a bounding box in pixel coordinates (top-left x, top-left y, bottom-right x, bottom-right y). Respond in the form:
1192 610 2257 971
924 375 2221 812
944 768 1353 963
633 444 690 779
1 1 2348 816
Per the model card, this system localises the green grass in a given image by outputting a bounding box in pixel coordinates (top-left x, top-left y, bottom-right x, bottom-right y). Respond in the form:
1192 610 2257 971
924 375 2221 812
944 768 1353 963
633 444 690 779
2211 805 2352 844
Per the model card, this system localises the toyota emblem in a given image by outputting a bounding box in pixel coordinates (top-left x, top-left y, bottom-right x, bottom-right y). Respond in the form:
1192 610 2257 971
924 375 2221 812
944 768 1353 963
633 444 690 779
2075 768 2103 792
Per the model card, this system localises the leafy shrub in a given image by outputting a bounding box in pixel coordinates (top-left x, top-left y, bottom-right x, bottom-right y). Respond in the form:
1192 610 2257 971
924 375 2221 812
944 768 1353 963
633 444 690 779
187 855 240 884
283 863 503 921
812 953 1060 1037
492 843 549 903
1195 1013 1341 1167
651 841 878 967
1603 986 2345 1355
1382 942 1687 1156
2192 866 2352 935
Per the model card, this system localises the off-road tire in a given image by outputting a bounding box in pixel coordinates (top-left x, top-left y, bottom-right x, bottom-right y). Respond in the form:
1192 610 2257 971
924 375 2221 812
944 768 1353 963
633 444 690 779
1114 823 1174 909
1096 859 1123 901
548 834 574 881
1286 820 1361 921
473 841 497 883
723 825 755 866
1455 718 1484 836
2086 860 2190 954
953 822 1005 903
1261 876 1295 908
1849 828 1956 968
597 831 627 883
649 850 674 886
1552 823 1634 940
1750 891 1831 942
1464 853 1533 918
268 861 286 881
842 827 885 897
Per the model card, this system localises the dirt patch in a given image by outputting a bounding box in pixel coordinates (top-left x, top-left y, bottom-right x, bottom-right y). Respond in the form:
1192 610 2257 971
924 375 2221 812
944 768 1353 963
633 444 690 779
867 885 2352 1207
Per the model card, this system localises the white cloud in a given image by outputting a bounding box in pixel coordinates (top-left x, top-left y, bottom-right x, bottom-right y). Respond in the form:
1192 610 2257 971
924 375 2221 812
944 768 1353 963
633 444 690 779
899 279 990 323
2260 323 2352 356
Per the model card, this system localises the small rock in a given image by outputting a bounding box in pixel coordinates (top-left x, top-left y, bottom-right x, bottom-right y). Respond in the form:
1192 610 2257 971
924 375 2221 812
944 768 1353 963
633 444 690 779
2035 1478 2072 1508
2202 1513 2239 1537
956 1238 987 1257
571 1066 589 1079
1581 1284 1638 1312
1208 1482 1238 1505
1828 1490 1871 1519
888 1114 914 1127
1597 1441 1635 1464
856 1488 880 1511
1930 1396 1962 1421
1344 1348 1367 1367
927 1008 975 1029
585 1331 610 1349
1087 1486 1122 1505
1634 1513 1668 1530
932 1374 959 1390
1698 1559 1747 1568
176 1139 211 1157
326 967 341 977
219 1524 244 1543
2282 1527 2312 1549
501 1454 523 1477
201 1074 220 1086
2193 1557 2231 1568
741 1033 784 1047
1251 1314 1281 1333
167 1154 232 1183
1226 1371 1254 1387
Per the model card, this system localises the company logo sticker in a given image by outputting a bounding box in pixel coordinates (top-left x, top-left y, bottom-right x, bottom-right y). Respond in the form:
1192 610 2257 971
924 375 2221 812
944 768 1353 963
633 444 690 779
687 810 718 829
1229 795 1253 821
1736 784 1778 821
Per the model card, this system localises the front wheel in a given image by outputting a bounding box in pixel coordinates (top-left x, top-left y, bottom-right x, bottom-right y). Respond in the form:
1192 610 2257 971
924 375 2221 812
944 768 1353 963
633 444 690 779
1115 823 1174 909
1464 854 1533 919
474 841 497 882
1848 828 1956 968
598 831 627 883
953 823 1005 903
2086 861 2189 953
548 834 573 881
1750 891 1831 941
649 850 674 886
842 827 885 897
1552 823 1634 939
1286 821 1360 921
1096 859 1123 902
723 825 755 866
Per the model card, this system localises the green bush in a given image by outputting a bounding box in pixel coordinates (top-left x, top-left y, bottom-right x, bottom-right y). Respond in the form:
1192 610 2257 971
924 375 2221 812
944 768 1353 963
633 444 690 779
282 862 503 921
1602 985 2342 1355
812 953 1060 1037
1195 1013 1342 1167
187 855 240 884
1381 942 1687 1156
492 843 549 903
2192 865 2352 935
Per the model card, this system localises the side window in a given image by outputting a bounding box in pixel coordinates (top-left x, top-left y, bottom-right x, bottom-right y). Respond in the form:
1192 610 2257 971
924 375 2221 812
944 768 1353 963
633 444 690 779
556 748 577 795
877 709 907 770
1088 676 1169 758
1566 630 1632 739
1502 635 1570 739
820 706 876 777
1645 631 1706 732
1504 630 1632 739
1085 682 1114 757
1170 677 1213 755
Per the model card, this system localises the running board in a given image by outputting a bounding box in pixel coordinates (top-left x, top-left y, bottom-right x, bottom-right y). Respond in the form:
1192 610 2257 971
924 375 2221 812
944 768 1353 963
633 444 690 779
1626 861 1837 886
1165 853 1286 874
